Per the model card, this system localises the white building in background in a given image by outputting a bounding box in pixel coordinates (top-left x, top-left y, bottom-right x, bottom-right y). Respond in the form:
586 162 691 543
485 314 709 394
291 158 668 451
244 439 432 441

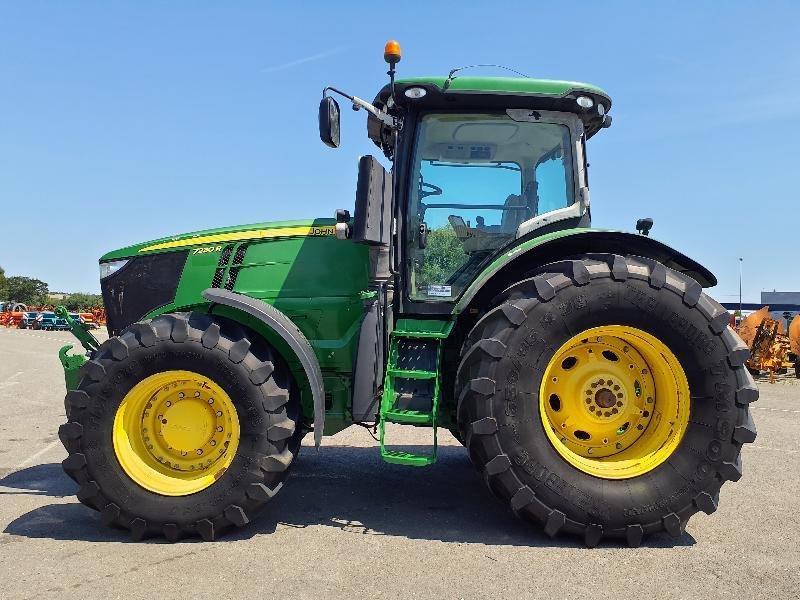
761 291 800 325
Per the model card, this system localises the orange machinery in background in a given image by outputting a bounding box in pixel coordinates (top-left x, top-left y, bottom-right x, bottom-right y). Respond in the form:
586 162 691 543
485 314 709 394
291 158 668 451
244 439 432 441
737 306 800 381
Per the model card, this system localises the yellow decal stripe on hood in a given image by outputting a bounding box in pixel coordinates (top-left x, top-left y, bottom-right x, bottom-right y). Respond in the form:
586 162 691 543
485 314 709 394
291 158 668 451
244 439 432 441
138 225 335 253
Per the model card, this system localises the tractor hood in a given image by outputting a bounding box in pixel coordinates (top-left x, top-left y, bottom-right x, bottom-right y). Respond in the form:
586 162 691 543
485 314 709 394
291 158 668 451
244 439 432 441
100 218 336 262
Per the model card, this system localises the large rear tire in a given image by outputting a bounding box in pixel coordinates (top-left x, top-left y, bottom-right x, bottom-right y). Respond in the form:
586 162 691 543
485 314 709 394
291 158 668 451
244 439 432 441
456 254 758 547
59 312 301 541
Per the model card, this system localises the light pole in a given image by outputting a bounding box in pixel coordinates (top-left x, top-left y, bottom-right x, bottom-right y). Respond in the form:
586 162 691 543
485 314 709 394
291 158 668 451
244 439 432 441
738 257 743 317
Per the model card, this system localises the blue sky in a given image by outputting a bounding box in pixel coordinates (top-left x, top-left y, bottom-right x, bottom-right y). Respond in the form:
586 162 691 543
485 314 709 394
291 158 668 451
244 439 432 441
1 2 798 303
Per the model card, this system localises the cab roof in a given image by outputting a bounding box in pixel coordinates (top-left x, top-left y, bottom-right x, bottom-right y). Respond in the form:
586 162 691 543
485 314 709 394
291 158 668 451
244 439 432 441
396 76 609 99
370 76 612 150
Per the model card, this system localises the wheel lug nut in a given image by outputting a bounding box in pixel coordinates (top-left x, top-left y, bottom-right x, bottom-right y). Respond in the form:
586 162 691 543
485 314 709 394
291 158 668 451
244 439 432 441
210 440 216 446
216 411 223 417
179 392 185 399
196 449 203 455
165 401 171 407
616 442 622 449
194 391 200 397
208 398 214 404
616 401 623 407
216 426 223 432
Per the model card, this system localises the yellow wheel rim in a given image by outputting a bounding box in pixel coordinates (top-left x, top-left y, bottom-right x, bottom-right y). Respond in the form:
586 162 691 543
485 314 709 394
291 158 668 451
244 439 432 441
540 326 690 480
113 370 240 496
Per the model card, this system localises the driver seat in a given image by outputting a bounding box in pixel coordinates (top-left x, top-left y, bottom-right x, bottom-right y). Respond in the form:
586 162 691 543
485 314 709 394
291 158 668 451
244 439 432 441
501 194 529 233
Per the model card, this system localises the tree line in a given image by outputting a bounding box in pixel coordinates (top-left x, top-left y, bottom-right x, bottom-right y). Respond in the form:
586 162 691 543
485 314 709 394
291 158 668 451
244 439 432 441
0 265 103 310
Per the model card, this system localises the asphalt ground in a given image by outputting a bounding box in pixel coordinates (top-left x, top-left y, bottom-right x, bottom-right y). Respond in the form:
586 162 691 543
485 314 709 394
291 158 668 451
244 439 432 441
1 326 798 600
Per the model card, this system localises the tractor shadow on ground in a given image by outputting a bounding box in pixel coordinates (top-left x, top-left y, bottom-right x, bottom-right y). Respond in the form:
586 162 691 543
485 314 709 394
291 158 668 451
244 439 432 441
2 446 696 548
0 463 76 497
1 463 131 543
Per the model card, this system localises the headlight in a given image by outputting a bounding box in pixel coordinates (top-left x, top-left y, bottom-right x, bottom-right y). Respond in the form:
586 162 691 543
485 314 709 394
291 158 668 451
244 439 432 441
576 95 594 109
99 259 129 279
404 86 427 99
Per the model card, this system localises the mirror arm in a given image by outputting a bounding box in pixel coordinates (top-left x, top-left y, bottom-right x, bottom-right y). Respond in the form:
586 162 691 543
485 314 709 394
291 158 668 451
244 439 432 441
350 96 395 128
323 86 395 128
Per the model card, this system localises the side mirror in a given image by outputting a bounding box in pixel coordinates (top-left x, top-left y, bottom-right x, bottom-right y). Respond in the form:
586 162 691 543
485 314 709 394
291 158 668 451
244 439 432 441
319 96 341 148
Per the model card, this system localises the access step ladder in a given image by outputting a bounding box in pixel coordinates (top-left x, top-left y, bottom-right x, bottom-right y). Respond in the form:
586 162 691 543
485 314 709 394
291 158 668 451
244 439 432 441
379 318 453 467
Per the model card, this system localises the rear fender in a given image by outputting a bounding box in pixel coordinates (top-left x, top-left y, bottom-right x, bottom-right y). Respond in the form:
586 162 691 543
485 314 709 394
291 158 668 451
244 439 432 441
454 229 716 315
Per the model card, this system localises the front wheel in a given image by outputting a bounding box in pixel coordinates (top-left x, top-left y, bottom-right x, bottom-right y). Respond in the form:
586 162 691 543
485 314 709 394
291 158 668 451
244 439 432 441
456 254 758 547
59 312 301 541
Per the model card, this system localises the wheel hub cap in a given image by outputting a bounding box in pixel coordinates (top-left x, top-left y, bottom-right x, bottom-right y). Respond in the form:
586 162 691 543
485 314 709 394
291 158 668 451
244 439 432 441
540 326 690 479
113 370 240 496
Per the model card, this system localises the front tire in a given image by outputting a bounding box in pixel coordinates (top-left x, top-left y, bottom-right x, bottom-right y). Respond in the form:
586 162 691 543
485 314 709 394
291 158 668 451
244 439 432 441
59 312 300 541
456 254 758 547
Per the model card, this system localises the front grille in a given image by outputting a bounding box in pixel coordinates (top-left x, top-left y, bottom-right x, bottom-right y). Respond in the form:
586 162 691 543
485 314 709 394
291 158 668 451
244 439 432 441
233 245 247 264
101 251 188 335
211 268 225 288
218 245 233 264
211 243 249 292
224 267 241 290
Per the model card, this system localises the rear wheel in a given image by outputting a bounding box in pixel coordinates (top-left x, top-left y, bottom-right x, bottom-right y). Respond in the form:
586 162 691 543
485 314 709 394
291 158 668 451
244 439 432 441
456 254 758 547
59 312 301 541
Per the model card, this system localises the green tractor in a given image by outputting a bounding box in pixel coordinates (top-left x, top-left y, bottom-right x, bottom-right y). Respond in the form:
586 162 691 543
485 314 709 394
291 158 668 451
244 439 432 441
57 41 757 546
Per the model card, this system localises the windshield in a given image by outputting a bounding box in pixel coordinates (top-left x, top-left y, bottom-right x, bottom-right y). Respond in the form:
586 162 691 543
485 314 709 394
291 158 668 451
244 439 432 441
407 112 575 301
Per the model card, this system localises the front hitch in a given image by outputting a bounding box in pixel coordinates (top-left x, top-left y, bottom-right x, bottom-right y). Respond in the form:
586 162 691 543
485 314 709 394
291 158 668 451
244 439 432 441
55 306 101 390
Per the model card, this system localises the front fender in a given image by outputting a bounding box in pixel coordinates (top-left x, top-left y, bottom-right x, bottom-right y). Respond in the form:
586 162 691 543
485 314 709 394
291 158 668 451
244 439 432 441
454 229 716 314
202 288 326 447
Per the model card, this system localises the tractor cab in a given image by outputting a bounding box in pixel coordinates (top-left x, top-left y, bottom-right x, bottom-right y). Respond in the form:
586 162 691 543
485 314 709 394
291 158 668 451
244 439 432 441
398 108 589 304
319 43 611 314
